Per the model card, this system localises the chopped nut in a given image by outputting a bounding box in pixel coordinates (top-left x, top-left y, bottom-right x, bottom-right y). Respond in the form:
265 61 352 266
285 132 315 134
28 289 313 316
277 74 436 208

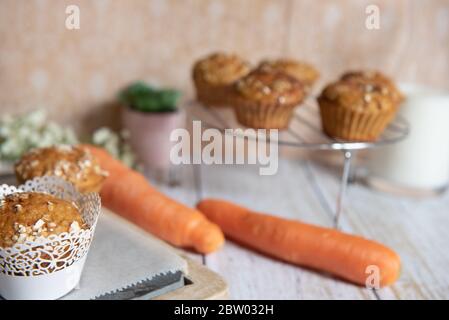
16 234 27 244
47 201 54 211
79 158 92 168
30 160 39 167
94 165 109 176
16 224 27 234
272 79 292 92
69 221 81 233
262 86 271 95
278 96 287 104
13 204 23 213
33 219 45 231
48 222 57 228
57 160 72 173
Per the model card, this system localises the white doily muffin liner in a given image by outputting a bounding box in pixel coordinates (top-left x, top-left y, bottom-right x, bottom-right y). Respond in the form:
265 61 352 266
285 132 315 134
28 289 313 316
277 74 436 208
0 176 101 300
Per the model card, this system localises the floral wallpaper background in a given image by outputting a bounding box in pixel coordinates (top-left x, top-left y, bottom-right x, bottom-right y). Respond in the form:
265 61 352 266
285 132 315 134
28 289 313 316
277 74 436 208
0 0 448 134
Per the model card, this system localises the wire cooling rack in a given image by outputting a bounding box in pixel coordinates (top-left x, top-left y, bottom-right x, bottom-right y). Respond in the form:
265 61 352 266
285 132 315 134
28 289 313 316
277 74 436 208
185 98 409 228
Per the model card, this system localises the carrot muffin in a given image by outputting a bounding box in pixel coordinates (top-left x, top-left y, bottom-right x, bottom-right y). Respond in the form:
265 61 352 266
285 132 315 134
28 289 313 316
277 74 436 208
257 59 319 93
318 71 403 141
192 52 251 107
15 145 108 193
0 192 85 248
232 69 305 129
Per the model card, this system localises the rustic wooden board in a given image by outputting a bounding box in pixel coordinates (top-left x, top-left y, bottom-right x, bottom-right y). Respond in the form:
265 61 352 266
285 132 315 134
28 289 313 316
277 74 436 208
156 256 229 300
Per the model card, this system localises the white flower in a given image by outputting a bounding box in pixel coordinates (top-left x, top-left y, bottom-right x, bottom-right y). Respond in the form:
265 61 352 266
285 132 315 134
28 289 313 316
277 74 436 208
0 109 79 162
26 110 46 127
92 127 113 144
91 127 139 169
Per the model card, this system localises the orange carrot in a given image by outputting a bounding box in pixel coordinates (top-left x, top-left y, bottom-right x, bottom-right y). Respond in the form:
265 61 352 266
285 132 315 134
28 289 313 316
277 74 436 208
197 199 401 287
82 145 225 254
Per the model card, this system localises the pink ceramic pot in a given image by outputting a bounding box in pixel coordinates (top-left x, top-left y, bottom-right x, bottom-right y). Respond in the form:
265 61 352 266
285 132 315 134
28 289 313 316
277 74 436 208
122 107 184 170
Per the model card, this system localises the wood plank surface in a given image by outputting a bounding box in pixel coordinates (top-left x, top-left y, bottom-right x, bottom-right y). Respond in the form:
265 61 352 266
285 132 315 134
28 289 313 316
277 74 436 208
197 160 377 300
155 157 449 299
303 161 449 299
149 95 449 299
3 0 444 300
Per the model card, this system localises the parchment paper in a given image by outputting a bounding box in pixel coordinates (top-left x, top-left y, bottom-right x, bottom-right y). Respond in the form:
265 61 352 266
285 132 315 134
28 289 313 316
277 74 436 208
62 209 188 300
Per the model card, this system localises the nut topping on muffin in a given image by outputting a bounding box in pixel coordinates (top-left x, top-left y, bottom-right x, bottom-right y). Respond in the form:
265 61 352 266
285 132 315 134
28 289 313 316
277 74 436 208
320 71 404 112
257 59 319 92
318 70 403 141
194 53 251 85
15 145 108 193
235 69 305 106
193 52 251 107
0 192 85 247
232 69 306 129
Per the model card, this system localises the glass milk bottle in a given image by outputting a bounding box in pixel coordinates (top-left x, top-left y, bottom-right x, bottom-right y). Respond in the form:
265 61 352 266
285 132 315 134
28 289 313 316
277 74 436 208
367 84 449 195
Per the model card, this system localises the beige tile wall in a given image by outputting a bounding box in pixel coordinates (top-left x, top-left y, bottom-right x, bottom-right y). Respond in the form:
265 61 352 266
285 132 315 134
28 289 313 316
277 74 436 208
0 0 448 134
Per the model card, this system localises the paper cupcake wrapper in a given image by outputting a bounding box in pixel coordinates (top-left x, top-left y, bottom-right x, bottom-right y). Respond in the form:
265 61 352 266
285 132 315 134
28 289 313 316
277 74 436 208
233 97 298 129
0 176 101 300
193 78 234 108
319 101 397 141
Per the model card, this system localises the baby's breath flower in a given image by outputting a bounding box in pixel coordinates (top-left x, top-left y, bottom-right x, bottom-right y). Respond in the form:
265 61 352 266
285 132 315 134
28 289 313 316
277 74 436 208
0 109 78 162
91 127 139 169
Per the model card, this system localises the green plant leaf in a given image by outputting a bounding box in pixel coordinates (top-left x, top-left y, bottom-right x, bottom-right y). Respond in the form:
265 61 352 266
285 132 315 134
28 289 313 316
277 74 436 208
119 81 180 112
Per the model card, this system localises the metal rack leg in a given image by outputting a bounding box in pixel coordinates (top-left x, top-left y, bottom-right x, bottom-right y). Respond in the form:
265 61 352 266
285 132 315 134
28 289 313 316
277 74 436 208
334 150 354 229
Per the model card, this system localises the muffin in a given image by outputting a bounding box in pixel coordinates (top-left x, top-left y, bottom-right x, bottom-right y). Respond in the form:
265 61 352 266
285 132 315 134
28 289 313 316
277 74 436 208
232 69 306 129
0 177 101 299
192 52 251 107
15 145 108 193
318 71 403 141
0 192 85 248
257 59 319 93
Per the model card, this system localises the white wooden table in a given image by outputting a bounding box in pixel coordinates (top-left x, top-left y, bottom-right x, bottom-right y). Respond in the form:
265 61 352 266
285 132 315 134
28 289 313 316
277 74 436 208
154 158 449 300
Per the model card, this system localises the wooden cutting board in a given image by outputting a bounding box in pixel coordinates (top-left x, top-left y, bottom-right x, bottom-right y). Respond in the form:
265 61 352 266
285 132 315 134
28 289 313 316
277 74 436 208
84 210 229 300
0 173 229 300
156 256 229 300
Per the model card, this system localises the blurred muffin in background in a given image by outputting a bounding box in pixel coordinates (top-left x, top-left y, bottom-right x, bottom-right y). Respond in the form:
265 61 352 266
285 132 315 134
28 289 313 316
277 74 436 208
0 192 85 248
192 52 251 107
15 145 108 193
257 59 319 93
232 69 306 129
318 71 403 141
